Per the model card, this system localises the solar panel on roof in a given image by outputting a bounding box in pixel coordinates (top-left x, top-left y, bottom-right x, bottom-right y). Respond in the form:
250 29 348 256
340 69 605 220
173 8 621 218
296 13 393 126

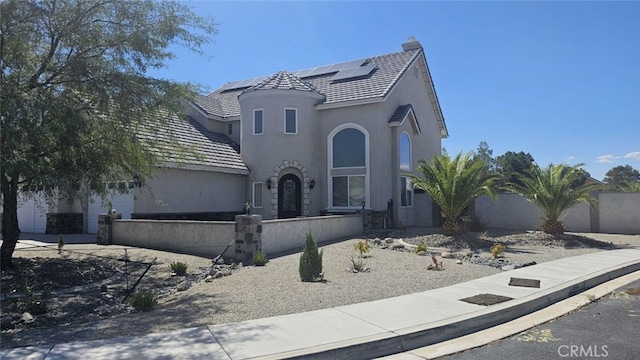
218 76 269 92
330 64 376 82
293 58 367 78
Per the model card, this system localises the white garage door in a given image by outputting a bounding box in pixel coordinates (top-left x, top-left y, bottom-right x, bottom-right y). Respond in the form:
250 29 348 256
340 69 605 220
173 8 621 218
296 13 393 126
87 186 134 234
17 193 48 234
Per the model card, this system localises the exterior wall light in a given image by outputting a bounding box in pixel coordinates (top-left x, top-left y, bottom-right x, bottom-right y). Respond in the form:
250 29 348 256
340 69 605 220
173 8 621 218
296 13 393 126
309 179 315 189
266 178 272 189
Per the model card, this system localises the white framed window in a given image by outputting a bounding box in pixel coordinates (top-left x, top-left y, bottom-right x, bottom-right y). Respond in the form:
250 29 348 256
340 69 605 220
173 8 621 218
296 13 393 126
284 108 297 134
400 176 413 207
252 182 263 208
328 124 370 208
400 132 412 171
253 109 263 135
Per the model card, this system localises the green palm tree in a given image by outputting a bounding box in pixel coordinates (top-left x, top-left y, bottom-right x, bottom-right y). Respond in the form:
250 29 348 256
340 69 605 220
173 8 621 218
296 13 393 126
509 163 602 234
407 152 498 235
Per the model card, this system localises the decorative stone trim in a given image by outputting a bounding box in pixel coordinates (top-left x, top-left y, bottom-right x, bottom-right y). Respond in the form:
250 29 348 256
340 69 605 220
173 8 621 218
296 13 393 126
270 160 311 217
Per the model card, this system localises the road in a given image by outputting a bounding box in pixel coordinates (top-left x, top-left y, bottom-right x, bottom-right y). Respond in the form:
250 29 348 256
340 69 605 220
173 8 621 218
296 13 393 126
437 279 640 360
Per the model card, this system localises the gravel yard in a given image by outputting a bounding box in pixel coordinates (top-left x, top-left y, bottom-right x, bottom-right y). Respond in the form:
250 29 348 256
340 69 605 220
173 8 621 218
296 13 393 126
1 229 638 349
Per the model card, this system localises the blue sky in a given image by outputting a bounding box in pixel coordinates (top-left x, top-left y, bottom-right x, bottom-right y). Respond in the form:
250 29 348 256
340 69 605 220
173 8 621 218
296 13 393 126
151 1 640 181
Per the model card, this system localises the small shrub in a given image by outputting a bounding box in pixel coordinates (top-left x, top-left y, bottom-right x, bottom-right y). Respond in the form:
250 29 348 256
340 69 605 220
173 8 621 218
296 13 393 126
20 283 49 315
169 261 188 276
253 251 268 266
468 215 487 232
491 242 505 258
299 231 324 282
57 234 65 254
129 290 157 312
414 243 428 254
349 255 367 272
353 240 371 257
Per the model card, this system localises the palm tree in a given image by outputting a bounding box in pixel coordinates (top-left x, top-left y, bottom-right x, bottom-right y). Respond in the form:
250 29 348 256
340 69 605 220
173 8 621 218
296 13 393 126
407 152 498 235
508 163 602 234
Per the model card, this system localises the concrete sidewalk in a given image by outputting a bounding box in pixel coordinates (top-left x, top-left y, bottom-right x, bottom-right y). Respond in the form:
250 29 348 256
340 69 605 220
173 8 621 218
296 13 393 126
2 249 639 360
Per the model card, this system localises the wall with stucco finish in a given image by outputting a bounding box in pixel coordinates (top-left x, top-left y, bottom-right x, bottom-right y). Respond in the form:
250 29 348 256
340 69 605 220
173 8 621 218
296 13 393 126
599 192 640 234
134 167 246 214
113 220 235 258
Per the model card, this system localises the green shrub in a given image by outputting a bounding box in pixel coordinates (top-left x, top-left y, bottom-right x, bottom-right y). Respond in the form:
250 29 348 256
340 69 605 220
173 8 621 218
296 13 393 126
253 251 268 266
129 290 157 312
57 234 65 254
491 242 505 258
349 255 367 272
299 231 324 282
20 284 49 315
169 261 188 276
468 215 487 232
414 243 428 254
353 240 370 257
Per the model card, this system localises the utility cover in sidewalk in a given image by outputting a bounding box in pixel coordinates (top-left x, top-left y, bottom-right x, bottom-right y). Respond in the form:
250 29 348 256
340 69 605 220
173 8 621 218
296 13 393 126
461 293 513 306
509 277 541 288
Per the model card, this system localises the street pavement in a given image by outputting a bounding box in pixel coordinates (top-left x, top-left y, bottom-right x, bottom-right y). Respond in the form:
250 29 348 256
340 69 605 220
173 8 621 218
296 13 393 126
434 279 640 360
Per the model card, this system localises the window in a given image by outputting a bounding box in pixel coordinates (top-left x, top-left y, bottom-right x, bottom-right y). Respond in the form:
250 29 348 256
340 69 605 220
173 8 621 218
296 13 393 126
332 176 365 207
332 128 365 168
253 109 263 135
400 176 413 207
252 182 263 208
227 123 233 135
285 108 297 134
329 125 369 208
400 132 411 171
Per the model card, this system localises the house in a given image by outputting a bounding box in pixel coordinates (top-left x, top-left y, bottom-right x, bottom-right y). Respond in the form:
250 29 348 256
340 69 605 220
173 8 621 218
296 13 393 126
15 37 448 233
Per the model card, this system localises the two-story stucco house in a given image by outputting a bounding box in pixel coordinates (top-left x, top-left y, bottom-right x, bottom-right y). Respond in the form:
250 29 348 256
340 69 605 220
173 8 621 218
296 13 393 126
15 37 448 233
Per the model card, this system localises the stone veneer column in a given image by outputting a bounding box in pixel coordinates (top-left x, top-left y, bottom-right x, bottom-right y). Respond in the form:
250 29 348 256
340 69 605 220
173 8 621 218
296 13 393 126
234 215 262 264
97 212 122 245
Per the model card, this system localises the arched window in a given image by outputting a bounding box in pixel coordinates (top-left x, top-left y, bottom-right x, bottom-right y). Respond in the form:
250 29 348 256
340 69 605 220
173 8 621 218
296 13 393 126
400 132 411 171
400 132 413 207
328 125 369 208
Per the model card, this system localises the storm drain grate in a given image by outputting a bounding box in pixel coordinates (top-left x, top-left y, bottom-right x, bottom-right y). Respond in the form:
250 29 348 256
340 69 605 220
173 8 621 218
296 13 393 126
460 293 514 306
509 277 541 288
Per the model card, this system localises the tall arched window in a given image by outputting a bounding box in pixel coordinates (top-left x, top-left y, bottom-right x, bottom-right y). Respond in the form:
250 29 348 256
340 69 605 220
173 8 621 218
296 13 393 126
328 125 369 208
400 132 413 207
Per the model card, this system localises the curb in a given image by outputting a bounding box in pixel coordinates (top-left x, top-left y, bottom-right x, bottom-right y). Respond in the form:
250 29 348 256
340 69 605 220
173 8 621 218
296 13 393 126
264 256 640 360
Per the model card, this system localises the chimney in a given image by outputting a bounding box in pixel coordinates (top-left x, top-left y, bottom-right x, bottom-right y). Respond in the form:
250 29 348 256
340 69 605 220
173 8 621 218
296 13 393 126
402 36 422 51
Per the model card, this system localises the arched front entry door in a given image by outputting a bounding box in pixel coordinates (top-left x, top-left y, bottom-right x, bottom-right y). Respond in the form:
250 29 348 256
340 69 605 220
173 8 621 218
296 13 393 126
278 174 302 218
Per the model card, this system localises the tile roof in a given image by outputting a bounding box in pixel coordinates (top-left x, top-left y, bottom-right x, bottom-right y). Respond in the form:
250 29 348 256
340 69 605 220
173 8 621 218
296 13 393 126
196 48 422 118
389 104 415 124
138 111 248 173
242 70 324 96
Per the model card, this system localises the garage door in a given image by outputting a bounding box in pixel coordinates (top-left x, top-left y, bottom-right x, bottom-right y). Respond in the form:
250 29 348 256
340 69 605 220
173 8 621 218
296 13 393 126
87 186 134 234
17 193 48 234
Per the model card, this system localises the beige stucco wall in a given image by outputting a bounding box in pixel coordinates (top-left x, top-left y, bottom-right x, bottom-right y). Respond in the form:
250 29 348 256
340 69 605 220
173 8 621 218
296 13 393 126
475 193 592 232
239 89 324 219
113 219 235 258
261 214 363 255
599 192 640 234
134 167 246 214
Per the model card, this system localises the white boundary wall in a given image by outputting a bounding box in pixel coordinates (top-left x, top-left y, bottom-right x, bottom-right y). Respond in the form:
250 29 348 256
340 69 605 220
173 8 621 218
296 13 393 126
112 214 363 259
599 192 640 234
261 214 362 255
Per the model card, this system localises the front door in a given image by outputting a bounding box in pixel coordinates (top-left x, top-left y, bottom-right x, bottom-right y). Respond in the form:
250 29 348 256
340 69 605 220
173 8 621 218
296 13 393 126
278 174 302 218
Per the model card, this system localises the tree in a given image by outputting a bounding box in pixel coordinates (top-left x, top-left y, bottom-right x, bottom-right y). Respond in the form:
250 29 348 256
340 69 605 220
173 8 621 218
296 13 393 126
407 152 498 235
495 151 535 188
0 0 217 269
508 164 602 234
299 231 323 282
603 165 640 189
474 141 497 173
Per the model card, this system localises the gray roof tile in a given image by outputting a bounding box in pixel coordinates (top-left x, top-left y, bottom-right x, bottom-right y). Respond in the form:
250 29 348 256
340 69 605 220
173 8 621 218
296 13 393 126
242 70 324 96
138 111 248 173
200 48 422 118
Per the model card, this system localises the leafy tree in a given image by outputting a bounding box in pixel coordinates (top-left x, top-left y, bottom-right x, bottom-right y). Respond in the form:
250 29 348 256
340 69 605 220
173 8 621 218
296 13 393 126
407 152 498 235
603 165 640 189
495 151 535 188
474 141 497 173
508 164 602 234
0 0 217 269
